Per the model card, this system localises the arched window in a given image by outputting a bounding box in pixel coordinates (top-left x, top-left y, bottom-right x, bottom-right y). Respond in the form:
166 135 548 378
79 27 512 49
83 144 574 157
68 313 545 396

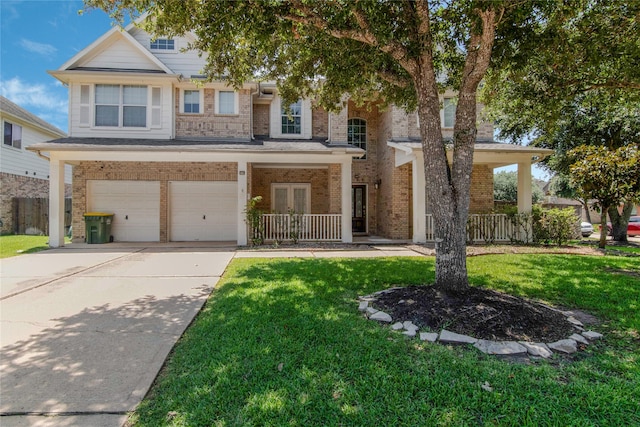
348 118 367 159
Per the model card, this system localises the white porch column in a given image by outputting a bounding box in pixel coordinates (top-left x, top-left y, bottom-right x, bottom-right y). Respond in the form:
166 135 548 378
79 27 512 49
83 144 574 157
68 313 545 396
237 161 248 246
517 162 532 213
412 155 427 243
341 160 352 243
48 156 65 248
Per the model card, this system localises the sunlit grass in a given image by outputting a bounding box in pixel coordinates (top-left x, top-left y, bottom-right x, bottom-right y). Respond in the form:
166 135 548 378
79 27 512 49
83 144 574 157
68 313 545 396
130 255 640 426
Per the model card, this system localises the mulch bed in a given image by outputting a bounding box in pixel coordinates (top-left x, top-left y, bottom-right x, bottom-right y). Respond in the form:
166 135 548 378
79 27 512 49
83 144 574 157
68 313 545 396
371 285 577 342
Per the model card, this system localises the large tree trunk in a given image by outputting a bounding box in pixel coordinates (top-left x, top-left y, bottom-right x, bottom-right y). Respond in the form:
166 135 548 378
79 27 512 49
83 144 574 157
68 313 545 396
580 199 592 224
413 8 497 294
608 203 633 242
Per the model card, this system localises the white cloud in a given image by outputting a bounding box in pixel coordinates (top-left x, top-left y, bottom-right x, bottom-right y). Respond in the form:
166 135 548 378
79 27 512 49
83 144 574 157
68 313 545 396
1 77 68 131
19 38 57 58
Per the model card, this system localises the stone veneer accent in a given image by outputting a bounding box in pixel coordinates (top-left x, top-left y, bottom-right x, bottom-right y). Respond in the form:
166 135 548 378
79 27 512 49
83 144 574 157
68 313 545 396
175 88 251 139
0 172 71 234
72 161 237 242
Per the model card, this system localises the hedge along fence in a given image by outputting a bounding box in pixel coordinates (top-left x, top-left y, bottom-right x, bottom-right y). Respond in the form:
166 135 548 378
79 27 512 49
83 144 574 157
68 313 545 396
10 198 72 235
501 205 581 246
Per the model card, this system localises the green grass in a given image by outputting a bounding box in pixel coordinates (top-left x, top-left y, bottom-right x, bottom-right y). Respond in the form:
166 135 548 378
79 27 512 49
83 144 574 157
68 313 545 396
0 235 52 258
131 255 640 426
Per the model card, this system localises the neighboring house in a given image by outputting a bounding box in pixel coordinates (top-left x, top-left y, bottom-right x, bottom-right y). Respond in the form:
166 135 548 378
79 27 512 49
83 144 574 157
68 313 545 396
29 21 551 247
0 96 69 234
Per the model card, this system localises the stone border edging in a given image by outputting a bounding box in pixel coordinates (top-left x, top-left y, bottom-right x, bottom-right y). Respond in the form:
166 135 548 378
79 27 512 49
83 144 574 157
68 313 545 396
358 291 603 359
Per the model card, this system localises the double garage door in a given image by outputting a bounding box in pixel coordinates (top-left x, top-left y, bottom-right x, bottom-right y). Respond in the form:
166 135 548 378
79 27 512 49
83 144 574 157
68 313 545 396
87 180 237 242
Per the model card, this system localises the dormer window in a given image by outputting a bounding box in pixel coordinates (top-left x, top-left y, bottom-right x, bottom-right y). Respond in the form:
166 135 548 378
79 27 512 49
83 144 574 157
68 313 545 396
150 38 175 50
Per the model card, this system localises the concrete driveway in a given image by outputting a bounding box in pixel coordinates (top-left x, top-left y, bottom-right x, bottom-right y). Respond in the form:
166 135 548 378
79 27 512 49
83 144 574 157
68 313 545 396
0 245 235 427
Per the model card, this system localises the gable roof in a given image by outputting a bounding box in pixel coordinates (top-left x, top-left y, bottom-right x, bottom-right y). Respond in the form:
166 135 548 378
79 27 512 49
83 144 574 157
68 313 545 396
57 22 173 76
0 96 66 138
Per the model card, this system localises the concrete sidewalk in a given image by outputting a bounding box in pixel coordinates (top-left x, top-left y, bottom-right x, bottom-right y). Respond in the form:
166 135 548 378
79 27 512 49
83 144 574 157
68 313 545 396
0 247 234 427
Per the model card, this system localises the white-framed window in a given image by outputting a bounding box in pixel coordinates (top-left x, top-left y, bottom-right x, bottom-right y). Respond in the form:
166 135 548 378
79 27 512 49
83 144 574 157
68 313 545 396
215 90 238 115
150 38 175 50
443 97 456 128
95 84 147 128
348 118 367 159
3 121 22 149
183 90 200 113
271 183 310 214
281 100 302 134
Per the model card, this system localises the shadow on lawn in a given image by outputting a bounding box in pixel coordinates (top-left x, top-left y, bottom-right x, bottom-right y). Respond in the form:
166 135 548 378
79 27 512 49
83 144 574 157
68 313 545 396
132 256 640 427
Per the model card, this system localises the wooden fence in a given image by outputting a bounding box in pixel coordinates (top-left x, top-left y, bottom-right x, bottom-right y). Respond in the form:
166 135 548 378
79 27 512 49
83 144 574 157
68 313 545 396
11 198 72 235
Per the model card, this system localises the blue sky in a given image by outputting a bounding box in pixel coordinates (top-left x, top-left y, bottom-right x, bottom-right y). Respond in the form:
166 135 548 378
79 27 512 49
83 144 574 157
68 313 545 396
1 0 115 132
0 1 548 180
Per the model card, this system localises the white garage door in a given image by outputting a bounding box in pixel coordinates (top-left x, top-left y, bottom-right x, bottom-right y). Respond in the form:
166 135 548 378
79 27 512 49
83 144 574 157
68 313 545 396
169 181 237 241
87 180 160 242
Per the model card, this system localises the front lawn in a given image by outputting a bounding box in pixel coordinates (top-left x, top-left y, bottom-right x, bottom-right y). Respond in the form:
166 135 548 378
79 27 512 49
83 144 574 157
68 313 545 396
0 235 51 258
130 255 639 426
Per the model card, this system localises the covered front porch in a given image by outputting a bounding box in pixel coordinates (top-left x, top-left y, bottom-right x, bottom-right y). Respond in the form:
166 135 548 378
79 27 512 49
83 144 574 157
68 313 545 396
29 139 363 247
388 141 553 243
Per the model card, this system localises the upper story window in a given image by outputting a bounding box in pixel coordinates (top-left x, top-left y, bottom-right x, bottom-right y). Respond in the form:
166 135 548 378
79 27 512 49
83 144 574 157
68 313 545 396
150 38 174 50
184 90 200 113
3 121 22 149
348 118 367 159
217 91 236 115
95 84 147 128
281 100 302 134
443 97 456 128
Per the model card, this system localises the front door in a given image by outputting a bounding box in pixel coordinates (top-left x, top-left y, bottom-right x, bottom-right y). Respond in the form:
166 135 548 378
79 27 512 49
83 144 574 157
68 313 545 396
352 185 367 233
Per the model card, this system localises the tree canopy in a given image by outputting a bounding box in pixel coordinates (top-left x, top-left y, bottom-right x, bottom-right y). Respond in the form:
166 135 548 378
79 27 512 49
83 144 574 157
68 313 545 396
494 171 544 204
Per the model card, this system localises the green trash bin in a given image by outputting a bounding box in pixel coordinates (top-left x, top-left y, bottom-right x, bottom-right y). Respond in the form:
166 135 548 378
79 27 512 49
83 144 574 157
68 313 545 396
84 212 114 244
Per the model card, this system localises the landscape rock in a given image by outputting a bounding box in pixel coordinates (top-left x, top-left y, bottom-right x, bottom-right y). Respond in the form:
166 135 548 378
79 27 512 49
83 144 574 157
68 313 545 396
518 342 553 358
366 307 379 316
358 301 369 312
474 340 527 355
403 321 419 331
403 329 417 337
439 329 477 344
566 316 584 327
391 322 404 330
570 333 589 345
582 330 603 340
548 339 578 354
369 311 393 323
419 332 438 342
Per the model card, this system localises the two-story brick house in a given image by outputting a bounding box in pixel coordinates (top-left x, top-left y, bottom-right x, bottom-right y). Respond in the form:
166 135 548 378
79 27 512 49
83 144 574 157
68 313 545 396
29 21 551 247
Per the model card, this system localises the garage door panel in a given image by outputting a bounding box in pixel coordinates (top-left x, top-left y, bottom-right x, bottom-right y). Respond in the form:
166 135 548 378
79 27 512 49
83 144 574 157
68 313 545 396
87 180 160 242
169 181 237 241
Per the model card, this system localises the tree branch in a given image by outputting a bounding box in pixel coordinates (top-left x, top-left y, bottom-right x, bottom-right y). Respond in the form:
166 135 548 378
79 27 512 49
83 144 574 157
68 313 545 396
282 1 417 74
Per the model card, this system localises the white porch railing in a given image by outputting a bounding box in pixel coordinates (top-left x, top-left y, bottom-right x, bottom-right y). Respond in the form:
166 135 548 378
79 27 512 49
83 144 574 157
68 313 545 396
259 214 342 242
426 213 519 243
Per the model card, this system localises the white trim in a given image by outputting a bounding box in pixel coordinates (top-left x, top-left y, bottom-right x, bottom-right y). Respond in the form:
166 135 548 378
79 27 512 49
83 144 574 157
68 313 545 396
214 90 239 115
180 88 204 114
271 183 311 213
252 164 328 169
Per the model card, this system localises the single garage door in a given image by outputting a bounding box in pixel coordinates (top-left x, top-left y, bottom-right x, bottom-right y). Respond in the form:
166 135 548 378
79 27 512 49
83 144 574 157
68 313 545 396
169 181 237 241
87 180 160 242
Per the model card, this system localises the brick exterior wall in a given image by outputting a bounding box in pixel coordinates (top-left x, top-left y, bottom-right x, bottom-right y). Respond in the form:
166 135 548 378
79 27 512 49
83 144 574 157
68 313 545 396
0 172 71 234
252 104 270 137
72 161 237 242
329 106 348 143
312 106 329 139
175 88 251 139
250 167 331 214
469 164 494 213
